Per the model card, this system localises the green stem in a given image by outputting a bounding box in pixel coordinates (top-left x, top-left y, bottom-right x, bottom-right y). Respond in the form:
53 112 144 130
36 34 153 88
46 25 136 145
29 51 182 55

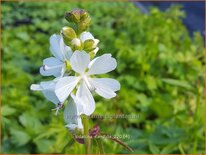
178 144 185 155
96 138 105 154
82 115 91 154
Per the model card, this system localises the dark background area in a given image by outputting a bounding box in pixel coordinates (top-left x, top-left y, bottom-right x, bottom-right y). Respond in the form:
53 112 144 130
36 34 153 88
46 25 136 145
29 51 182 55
135 2 205 38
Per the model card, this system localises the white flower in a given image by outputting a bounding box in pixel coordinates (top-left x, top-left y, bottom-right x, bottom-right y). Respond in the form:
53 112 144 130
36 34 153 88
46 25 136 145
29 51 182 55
55 51 120 115
64 94 84 132
30 79 63 115
71 32 99 54
40 34 72 77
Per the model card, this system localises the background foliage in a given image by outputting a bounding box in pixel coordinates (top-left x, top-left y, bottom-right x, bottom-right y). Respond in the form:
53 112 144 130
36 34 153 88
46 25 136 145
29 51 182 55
1 2 205 154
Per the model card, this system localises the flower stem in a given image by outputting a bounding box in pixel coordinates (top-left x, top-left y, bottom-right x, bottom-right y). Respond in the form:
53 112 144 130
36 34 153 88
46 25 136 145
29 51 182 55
96 138 105 154
82 115 91 154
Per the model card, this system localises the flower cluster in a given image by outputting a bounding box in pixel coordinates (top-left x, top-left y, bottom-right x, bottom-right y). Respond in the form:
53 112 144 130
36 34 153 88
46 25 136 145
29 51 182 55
30 9 120 133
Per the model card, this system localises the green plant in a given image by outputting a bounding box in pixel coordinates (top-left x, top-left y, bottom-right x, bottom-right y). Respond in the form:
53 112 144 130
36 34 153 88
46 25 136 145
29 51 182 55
1 2 204 154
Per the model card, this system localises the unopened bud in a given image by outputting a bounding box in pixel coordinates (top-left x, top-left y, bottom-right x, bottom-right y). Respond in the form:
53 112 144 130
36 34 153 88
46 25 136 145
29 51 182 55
84 39 99 52
71 38 82 50
65 10 80 23
84 39 95 51
78 16 91 32
65 9 89 24
61 27 76 45
65 9 91 33
71 38 81 47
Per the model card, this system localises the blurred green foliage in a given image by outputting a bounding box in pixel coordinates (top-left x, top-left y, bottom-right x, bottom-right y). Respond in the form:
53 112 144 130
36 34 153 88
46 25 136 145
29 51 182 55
1 2 205 154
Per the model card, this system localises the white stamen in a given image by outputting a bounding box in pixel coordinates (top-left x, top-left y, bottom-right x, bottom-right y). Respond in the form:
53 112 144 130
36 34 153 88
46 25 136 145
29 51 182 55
51 103 63 115
83 76 95 91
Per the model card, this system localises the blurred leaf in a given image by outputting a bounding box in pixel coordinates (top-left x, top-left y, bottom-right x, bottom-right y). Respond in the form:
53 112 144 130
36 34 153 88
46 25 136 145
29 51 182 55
2 105 16 116
162 78 193 90
149 143 160 154
10 129 31 146
19 112 42 132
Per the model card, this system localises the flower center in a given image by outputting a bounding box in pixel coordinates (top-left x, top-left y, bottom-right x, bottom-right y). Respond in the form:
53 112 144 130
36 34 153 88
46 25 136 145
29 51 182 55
79 73 95 91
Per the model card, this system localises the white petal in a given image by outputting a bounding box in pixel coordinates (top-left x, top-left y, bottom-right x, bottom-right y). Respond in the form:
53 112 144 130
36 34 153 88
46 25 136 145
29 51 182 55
76 81 95 116
50 34 64 60
59 36 73 60
31 81 60 104
80 32 94 43
87 54 117 75
64 96 83 131
93 39 99 48
63 46 73 60
55 76 79 102
89 78 120 99
93 47 99 55
70 51 90 74
71 93 84 115
40 81 60 104
40 57 64 77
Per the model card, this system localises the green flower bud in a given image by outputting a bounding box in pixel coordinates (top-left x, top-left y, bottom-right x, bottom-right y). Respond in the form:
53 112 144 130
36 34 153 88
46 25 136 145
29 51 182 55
65 10 80 23
84 38 99 52
84 39 95 51
65 9 91 33
78 16 91 32
61 27 76 45
65 9 89 24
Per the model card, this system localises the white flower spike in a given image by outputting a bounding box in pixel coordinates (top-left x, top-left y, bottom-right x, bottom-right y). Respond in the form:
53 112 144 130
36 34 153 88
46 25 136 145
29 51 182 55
30 9 123 152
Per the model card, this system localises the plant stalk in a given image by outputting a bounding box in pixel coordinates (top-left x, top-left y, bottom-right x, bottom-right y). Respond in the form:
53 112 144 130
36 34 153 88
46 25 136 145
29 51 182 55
82 115 91 154
96 138 105 154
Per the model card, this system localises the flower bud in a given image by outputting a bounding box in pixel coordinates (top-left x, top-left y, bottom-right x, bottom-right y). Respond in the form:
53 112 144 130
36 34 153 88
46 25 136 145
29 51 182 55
71 38 81 46
61 27 76 45
65 9 90 24
89 124 100 138
78 17 91 32
65 10 80 23
84 39 95 51
84 39 99 52
71 38 82 50
65 9 91 33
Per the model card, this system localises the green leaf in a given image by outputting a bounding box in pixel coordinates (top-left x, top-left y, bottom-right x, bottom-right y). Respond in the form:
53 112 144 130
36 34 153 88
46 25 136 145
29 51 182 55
1 105 16 116
160 144 175 154
162 78 193 90
19 112 42 134
16 32 30 42
149 143 160 154
10 129 31 146
34 139 54 153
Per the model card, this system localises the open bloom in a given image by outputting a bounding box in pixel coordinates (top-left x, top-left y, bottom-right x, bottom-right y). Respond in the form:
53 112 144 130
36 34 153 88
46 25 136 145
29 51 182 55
40 34 72 77
55 51 120 115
